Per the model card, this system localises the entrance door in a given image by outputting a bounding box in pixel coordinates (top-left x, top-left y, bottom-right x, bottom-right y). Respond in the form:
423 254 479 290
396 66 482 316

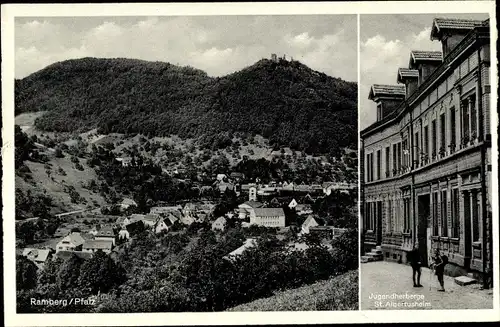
417 194 430 267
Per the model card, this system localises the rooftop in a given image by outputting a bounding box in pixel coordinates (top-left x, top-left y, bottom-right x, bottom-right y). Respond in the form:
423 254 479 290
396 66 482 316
22 248 52 262
83 240 113 250
431 18 486 40
410 50 443 62
397 68 419 83
368 84 406 100
253 207 285 217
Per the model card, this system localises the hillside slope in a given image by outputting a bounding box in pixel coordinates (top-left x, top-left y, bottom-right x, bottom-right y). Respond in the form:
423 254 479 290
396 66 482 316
227 269 358 311
15 57 357 154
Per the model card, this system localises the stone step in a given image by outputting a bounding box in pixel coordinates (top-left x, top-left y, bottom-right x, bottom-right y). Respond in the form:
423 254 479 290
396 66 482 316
455 275 477 286
365 253 383 261
375 246 383 251
360 256 370 263
371 249 383 254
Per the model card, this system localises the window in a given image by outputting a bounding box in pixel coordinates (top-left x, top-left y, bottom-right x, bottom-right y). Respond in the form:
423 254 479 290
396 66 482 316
462 99 470 141
414 132 419 166
423 126 429 156
440 113 446 155
451 188 459 238
386 199 392 233
376 150 381 180
402 138 408 167
441 190 448 237
385 146 390 177
366 153 374 182
392 144 397 173
450 107 456 151
365 202 372 230
470 94 477 139
433 192 439 236
403 198 411 233
431 120 437 158
397 142 402 170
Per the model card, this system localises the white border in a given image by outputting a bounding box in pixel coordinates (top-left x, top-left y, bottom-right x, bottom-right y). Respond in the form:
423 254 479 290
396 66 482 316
2 1 498 326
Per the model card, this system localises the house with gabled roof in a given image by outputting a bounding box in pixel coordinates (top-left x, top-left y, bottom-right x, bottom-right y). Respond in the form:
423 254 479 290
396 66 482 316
95 225 116 246
56 232 85 253
82 240 114 254
300 215 319 235
212 216 227 231
250 207 286 228
22 248 53 269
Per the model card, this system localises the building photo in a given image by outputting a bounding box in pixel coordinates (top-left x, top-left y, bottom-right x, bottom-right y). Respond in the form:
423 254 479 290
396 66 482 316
359 14 494 310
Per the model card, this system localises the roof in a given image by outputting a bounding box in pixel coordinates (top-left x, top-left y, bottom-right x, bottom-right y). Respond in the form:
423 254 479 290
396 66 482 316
227 238 257 257
397 68 419 83
143 214 160 222
60 232 85 247
96 225 114 237
56 250 93 261
368 84 405 100
83 240 113 250
22 248 52 262
431 18 486 40
240 201 263 208
121 198 137 206
213 216 227 225
302 215 317 228
410 50 442 65
253 207 285 217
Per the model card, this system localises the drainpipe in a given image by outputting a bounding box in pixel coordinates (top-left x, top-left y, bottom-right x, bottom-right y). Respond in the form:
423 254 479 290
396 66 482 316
477 40 489 289
409 105 416 247
360 137 365 254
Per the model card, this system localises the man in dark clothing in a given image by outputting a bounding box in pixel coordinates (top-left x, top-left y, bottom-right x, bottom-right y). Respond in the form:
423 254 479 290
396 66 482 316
408 243 423 287
431 248 446 292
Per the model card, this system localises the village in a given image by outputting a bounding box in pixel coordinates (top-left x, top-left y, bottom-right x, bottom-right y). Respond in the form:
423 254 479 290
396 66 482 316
19 171 356 269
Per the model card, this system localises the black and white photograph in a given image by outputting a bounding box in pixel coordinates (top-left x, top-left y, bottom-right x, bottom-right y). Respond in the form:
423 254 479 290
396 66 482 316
360 13 495 310
11 14 359 313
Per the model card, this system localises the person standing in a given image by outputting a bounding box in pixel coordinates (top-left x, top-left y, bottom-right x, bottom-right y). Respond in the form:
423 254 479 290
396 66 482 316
408 243 423 287
431 248 447 292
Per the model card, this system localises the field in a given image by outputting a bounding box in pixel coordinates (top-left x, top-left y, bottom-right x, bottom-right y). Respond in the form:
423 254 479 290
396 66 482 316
227 269 358 311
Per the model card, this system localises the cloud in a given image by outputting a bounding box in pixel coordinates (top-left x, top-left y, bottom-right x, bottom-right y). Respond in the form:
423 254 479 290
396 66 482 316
15 16 357 82
360 27 441 129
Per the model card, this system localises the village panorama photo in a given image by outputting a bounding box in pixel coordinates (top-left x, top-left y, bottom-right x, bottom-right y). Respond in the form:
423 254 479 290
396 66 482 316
13 14 359 313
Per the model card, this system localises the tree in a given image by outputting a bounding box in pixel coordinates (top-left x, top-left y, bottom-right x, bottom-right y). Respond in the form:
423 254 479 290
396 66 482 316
16 255 38 290
57 253 84 290
78 250 127 294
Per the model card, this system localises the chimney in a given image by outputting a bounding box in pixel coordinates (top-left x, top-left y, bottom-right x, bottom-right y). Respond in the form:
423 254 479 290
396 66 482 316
430 18 486 58
368 84 405 122
397 68 419 98
409 50 442 85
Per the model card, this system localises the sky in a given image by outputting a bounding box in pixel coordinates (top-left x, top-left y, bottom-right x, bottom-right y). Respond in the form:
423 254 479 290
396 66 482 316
15 15 357 82
360 13 489 130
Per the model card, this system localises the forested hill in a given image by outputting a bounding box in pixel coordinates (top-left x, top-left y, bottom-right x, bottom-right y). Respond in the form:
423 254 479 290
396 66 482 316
15 57 357 154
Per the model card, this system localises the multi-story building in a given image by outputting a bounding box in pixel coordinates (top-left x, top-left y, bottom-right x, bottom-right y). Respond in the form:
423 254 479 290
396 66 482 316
361 18 493 282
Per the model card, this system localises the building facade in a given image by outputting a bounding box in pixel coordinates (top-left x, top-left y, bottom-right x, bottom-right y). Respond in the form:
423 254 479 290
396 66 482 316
361 18 493 281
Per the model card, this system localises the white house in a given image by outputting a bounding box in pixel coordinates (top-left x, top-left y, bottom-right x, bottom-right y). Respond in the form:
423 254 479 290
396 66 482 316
225 238 258 260
300 215 319 235
288 199 298 209
22 248 53 269
212 216 227 231
120 198 137 210
216 173 227 181
95 225 116 246
56 232 85 253
82 240 113 254
238 201 263 219
250 208 286 228
154 218 170 234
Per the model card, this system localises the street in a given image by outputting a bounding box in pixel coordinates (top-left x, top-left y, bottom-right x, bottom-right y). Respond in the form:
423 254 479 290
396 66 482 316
361 261 494 310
